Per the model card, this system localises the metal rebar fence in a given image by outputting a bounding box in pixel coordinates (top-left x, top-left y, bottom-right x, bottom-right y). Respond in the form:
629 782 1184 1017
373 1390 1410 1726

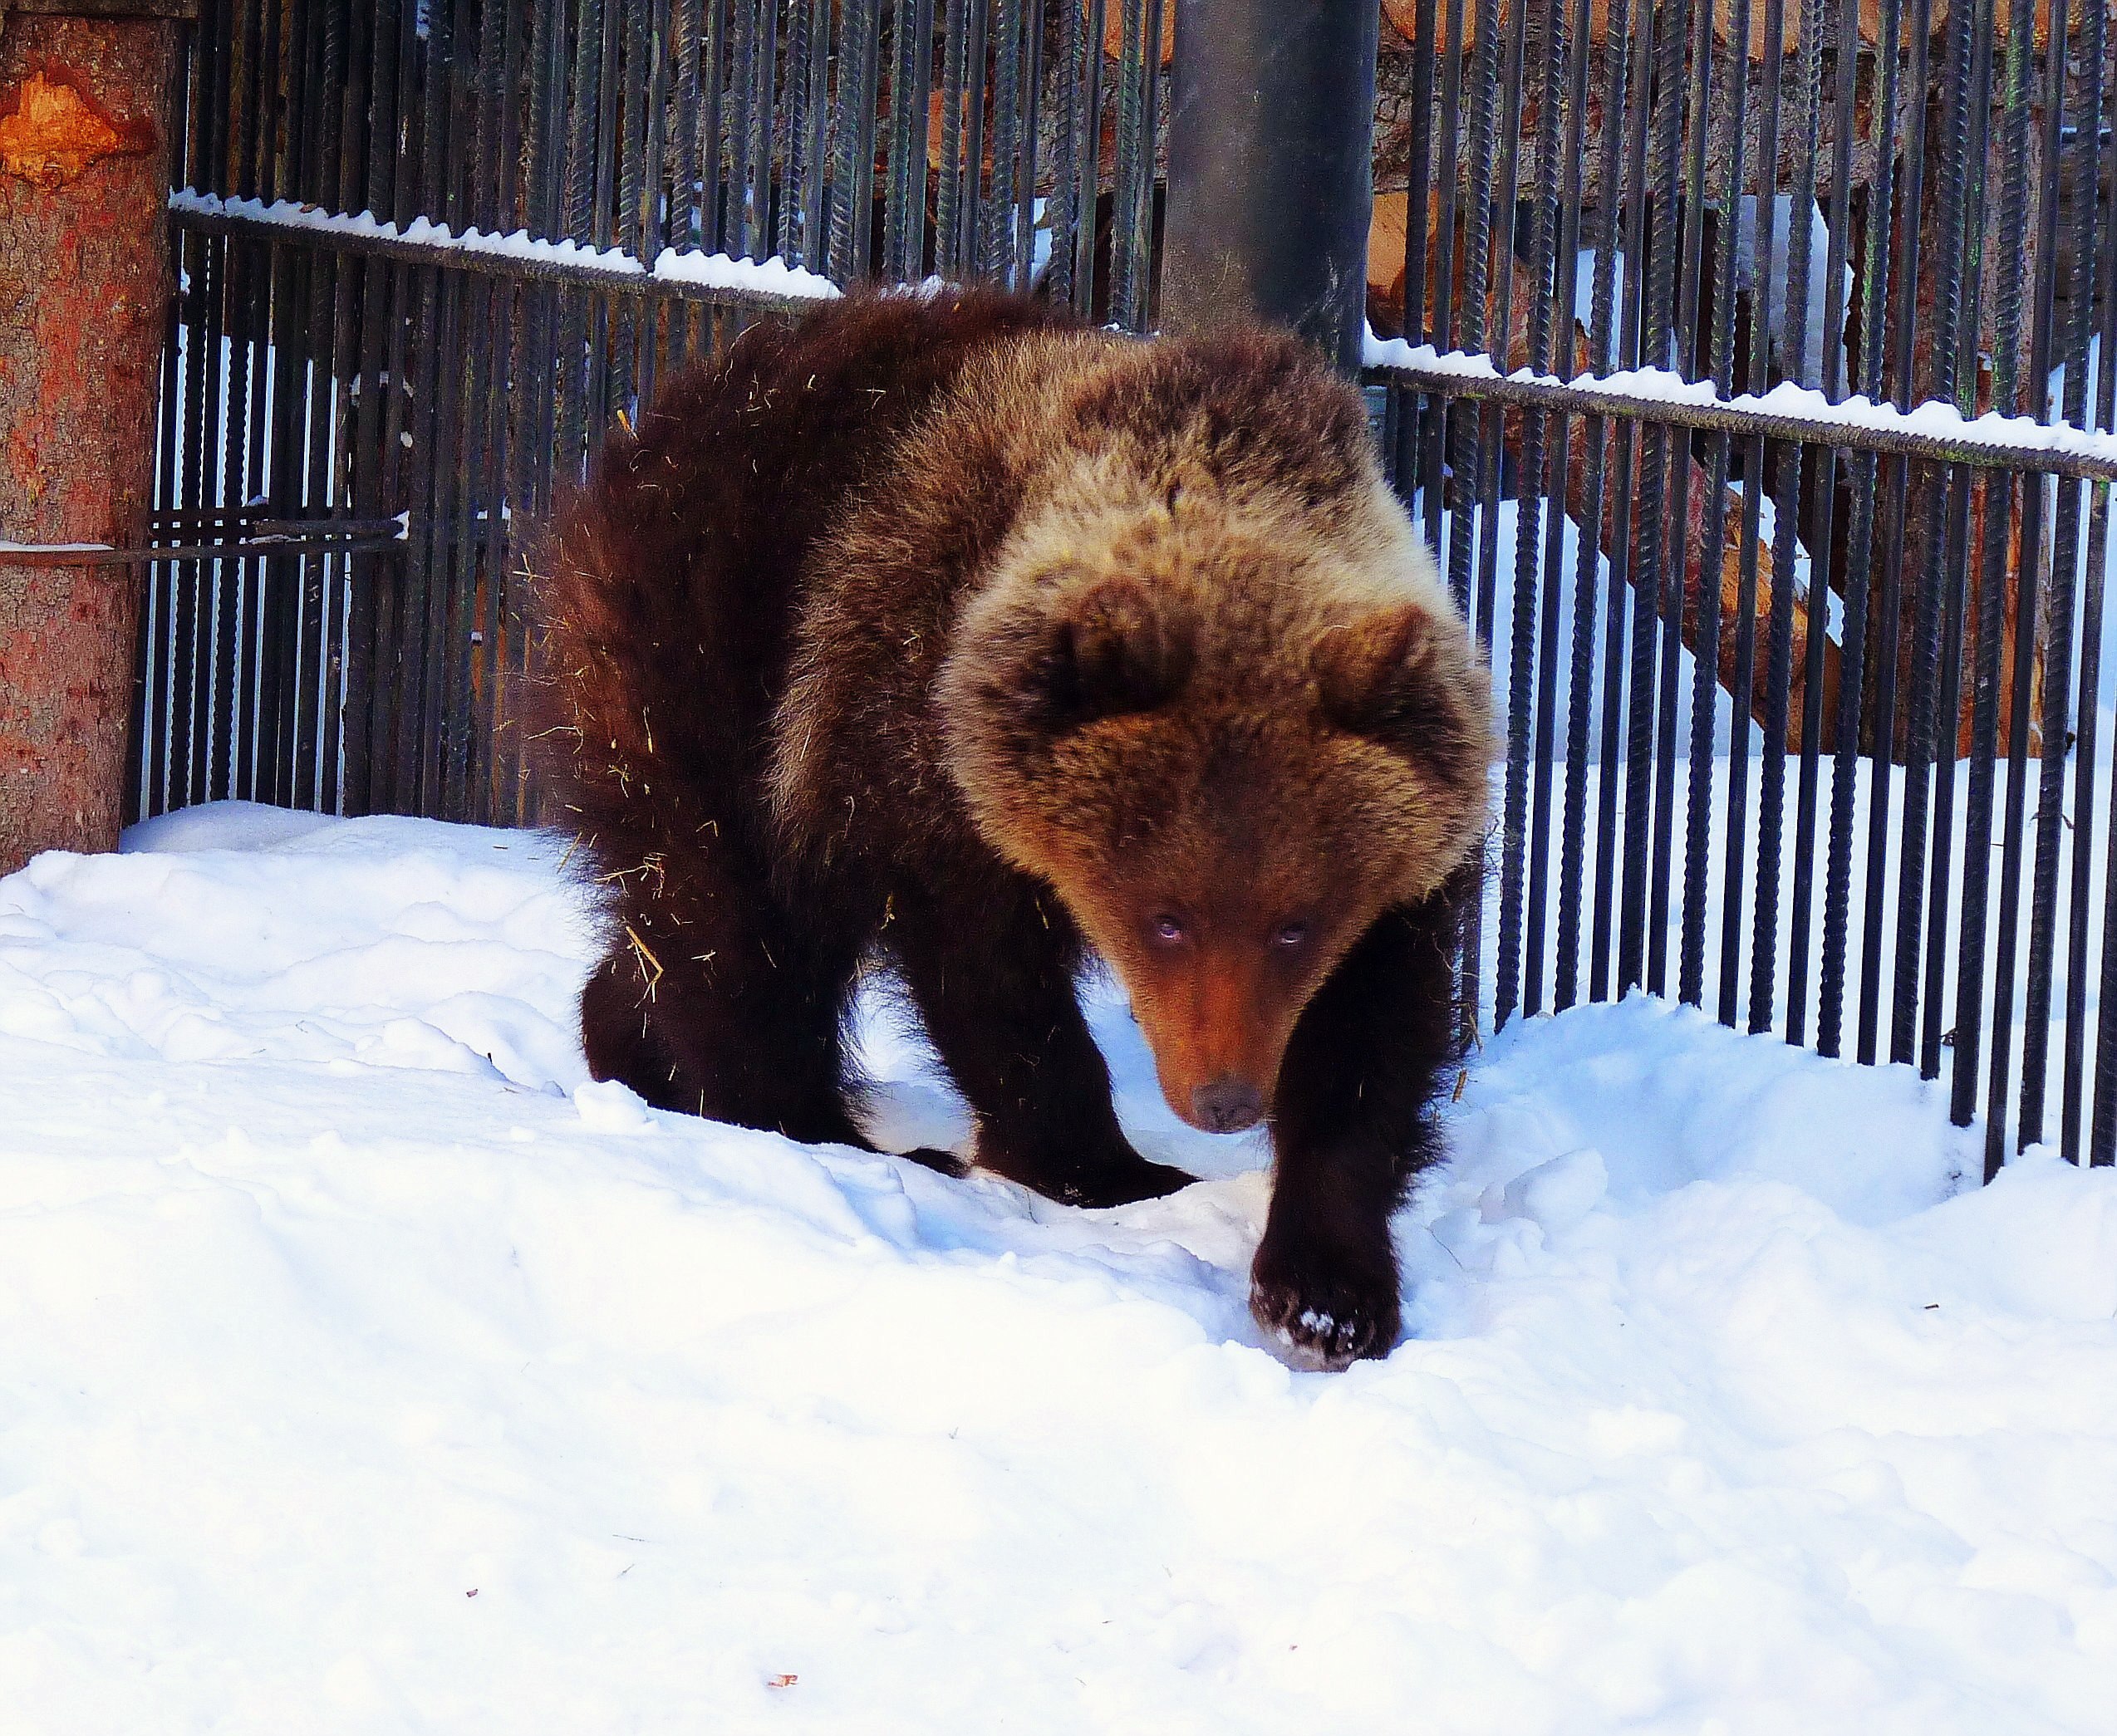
1369 0 2117 1170
137 0 1168 831
135 0 2117 1172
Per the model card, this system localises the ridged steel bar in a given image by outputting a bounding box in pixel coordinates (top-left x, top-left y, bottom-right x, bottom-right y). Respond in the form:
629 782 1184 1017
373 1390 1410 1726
747 0 781 266
1812 0 1872 1061
1674 0 1729 1009
802 0 835 271
1393 0 1442 624
1554 0 1625 1007
1110 0 1148 326
583 0 624 448
1583 0 1636 1003
1049 0 1083 304
883 0 918 276
1637 0 1694 999
336 0 397 812
2018 0 2085 1153
774 0 806 267
1949 0 2012 1141
700 0 729 254
1520 0 1584 1019
935 0 970 278
404 0 461 816
959 0 991 281
1071 0 1107 315
1485 0 1536 940
2070 0 2117 1164
141 244 184 819
828 0 877 281
1712 0 1761 1026
1746 0 1805 1040
1014 0 1042 291
1610 0 1658 994
1489 0 1538 1029
628 0 671 405
1854 0 1913 1062
1449 0 1505 1027
1976 0 2054 1172
985 0 1024 279
1916 0 1993 1083
1888 0 1945 1062
895 0 940 279
1779 0 1834 1048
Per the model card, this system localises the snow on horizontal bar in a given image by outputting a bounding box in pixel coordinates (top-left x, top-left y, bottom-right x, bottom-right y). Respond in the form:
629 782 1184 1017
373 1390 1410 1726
1363 327 2117 477
646 246 841 301
168 191 842 306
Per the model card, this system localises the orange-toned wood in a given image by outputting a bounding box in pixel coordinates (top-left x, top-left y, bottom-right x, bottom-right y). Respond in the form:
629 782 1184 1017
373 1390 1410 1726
1381 0 1889 57
1368 190 1844 748
1089 0 1176 66
0 14 180 872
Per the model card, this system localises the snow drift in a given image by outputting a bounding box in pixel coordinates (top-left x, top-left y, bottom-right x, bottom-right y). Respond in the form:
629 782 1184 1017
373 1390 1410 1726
2 803 2114 1734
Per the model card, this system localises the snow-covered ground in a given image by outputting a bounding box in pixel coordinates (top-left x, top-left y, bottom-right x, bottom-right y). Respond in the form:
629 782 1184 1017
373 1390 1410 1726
4 804 2116 1734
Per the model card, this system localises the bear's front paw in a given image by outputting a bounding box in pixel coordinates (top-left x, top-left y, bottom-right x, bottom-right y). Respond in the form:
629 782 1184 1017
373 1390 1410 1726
1249 1229 1402 1371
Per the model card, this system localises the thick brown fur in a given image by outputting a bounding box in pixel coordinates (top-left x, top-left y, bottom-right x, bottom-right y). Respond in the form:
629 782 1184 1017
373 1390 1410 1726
535 287 1491 1369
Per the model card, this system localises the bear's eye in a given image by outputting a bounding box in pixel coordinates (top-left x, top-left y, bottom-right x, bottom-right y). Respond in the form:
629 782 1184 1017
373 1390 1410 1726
1274 921 1311 949
1150 914 1188 947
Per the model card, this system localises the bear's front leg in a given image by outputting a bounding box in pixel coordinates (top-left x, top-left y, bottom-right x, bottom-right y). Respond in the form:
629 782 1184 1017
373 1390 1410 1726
889 886 1194 1209
1254 890 1467 1370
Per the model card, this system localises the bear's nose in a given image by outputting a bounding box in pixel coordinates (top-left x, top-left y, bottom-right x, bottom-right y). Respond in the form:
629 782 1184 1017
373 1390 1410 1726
1192 1076 1264 1134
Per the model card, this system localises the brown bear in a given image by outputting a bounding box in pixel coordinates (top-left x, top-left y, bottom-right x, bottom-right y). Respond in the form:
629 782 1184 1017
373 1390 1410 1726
536 287 1490 1369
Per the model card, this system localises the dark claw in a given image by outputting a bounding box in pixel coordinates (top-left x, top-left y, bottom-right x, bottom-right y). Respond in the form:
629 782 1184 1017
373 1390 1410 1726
1250 1233 1402 1371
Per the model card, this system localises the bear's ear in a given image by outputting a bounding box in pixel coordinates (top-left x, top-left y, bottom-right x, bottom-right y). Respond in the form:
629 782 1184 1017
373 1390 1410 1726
1027 576 1196 734
1313 602 1436 739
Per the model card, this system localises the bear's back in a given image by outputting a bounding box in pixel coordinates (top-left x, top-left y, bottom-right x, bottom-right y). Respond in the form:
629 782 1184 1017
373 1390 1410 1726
537 288 1080 863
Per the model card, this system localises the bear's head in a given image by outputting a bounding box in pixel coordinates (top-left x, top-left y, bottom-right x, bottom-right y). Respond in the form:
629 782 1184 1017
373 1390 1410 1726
938 458 1491 1137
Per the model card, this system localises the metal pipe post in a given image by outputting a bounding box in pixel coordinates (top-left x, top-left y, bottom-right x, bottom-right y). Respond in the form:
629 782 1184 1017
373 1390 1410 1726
1160 0 1378 373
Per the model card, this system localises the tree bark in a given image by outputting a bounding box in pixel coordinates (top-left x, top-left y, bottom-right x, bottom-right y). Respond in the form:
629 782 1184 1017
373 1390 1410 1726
0 12 179 873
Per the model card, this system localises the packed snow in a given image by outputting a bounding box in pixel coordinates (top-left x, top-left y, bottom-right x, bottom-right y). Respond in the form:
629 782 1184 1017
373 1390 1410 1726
3 803 2115 1734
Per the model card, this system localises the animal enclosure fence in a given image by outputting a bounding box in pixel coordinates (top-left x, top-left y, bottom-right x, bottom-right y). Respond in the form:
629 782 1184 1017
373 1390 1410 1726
1362 0 2117 1177
140 0 1167 831
136 0 2117 1172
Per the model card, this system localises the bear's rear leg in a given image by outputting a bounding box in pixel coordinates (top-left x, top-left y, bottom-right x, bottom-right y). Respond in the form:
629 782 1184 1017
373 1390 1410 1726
581 954 693 1111
888 890 1191 1208
578 900 872 1150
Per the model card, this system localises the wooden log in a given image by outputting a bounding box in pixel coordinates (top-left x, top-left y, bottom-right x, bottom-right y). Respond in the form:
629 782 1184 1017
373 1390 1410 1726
1370 191 1840 749
0 11 182 873
1379 0 1885 56
1379 0 2096 55
1098 0 1176 66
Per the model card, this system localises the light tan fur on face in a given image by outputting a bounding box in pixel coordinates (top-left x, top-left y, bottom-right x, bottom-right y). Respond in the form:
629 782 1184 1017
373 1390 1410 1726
773 326 1491 1129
